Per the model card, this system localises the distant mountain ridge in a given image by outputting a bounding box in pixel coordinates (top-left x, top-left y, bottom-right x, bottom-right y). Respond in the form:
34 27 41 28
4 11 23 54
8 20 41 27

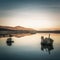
0 26 35 31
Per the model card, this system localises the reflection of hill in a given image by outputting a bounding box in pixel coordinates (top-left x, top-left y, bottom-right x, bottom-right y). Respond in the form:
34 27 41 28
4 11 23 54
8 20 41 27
12 34 32 38
0 34 32 38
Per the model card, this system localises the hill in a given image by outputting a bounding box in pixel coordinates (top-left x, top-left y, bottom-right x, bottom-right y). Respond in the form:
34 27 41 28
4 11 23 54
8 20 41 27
0 26 36 35
0 26 35 31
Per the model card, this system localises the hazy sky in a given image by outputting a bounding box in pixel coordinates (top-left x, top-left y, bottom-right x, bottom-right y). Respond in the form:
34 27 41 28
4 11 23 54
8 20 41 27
0 0 60 29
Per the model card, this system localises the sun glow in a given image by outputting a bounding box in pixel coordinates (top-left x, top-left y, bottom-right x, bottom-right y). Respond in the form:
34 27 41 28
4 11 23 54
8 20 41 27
19 20 53 29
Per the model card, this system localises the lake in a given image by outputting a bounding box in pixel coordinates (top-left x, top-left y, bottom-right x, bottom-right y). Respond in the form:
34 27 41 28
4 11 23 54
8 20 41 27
0 33 60 60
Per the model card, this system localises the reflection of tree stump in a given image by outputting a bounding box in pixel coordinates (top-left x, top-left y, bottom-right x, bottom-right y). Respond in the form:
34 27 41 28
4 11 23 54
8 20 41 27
6 38 14 46
41 44 54 54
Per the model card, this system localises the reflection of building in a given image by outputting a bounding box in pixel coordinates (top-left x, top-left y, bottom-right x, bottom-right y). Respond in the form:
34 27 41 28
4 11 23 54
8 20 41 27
6 38 14 46
41 44 54 54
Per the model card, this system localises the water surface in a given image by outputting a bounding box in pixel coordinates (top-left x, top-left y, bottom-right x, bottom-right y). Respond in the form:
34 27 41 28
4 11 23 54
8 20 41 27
0 33 60 60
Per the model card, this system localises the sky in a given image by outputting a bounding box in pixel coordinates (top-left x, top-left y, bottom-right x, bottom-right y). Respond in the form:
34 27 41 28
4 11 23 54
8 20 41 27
0 0 60 30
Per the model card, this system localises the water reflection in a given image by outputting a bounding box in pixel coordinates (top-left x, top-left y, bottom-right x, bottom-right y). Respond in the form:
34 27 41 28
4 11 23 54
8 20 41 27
6 38 14 46
41 44 54 54
0 34 32 38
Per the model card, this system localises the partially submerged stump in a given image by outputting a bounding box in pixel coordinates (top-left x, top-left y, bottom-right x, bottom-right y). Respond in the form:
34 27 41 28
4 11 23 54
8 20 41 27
6 38 14 46
41 34 54 46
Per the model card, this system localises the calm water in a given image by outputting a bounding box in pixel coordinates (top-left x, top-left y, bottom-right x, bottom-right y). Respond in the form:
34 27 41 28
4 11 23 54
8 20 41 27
0 33 60 60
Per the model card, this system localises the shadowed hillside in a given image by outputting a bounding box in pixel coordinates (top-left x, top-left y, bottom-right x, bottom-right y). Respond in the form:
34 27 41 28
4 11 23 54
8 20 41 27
0 26 36 35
